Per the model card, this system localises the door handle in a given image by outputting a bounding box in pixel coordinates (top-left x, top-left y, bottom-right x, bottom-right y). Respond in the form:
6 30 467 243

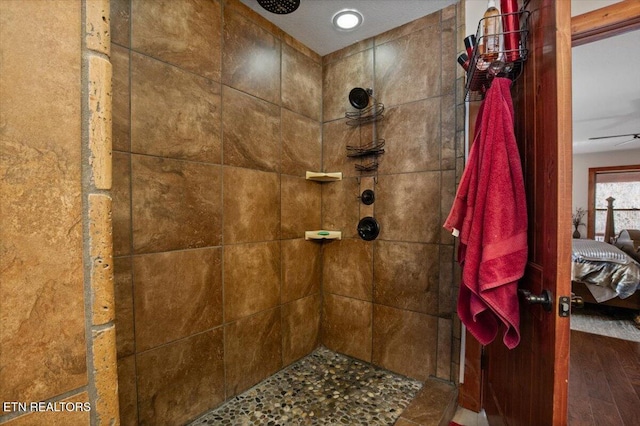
519 289 553 312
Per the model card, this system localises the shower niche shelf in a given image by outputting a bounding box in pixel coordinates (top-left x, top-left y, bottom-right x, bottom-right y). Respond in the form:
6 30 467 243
464 9 531 102
305 171 342 182
305 230 342 241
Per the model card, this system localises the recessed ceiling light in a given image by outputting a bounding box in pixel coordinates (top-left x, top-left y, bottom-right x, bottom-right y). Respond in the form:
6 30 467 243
332 9 363 31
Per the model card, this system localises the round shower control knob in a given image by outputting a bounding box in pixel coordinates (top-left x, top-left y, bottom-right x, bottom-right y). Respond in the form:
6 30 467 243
360 189 375 205
357 217 380 241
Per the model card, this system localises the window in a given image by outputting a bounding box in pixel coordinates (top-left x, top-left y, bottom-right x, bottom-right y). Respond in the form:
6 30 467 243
588 165 640 241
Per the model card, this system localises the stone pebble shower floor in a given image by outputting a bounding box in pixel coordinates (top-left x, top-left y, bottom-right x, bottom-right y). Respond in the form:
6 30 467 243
189 347 423 425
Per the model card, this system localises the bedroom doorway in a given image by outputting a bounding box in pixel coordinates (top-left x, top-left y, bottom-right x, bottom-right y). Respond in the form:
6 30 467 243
569 1 640 424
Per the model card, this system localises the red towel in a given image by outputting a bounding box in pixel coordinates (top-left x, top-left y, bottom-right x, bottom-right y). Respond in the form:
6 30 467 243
443 78 527 349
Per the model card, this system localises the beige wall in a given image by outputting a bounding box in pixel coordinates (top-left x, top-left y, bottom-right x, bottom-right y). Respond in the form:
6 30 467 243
1 0 118 424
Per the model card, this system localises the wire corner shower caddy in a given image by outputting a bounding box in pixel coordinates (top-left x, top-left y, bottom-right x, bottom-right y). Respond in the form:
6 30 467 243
344 87 385 173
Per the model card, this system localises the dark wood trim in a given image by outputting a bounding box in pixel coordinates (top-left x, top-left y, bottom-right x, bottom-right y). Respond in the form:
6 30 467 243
587 164 640 173
482 0 573 422
571 0 640 46
588 169 596 239
596 170 640 184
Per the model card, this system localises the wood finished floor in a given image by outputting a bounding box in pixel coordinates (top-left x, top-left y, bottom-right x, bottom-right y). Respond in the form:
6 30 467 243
569 330 640 425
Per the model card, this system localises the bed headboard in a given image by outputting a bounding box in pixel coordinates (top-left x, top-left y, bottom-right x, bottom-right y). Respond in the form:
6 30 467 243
604 197 616 243
615 229 640 263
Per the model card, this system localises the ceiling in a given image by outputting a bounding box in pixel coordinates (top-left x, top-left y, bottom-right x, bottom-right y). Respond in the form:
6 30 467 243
240 0 640 155
239 0 457 55
572 28 640 154
571 0 640 154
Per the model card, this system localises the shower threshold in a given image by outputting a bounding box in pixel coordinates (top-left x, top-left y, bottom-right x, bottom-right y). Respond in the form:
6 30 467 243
189 346 423 425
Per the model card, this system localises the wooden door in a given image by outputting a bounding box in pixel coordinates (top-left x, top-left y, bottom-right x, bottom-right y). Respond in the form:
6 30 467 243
482 0 573 425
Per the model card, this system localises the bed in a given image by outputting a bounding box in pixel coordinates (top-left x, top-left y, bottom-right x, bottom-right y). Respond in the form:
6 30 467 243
571 237 640 309
571 198 640 310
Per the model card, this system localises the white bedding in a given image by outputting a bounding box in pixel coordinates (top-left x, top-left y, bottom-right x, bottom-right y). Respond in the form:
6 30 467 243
572 239 640 302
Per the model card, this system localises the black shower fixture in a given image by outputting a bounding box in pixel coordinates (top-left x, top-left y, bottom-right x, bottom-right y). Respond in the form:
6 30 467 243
257 0 300 14
348 87 371 109
359 189 375 205
357 216 380 241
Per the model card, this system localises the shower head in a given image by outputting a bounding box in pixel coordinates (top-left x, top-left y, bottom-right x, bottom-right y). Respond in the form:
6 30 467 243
257 0 300 14
348 87 370 109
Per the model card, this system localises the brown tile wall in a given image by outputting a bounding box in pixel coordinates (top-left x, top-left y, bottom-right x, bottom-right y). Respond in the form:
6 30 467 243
320 5 464 383
2 0 463 423
111 0 463 423
111 0 322 424
0 0 464 424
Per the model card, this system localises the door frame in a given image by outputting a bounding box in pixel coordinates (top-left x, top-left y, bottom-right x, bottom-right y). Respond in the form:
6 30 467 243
458 0 640 416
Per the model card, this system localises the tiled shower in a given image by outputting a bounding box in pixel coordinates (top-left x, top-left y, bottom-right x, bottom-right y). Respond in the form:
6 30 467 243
0 0 465 424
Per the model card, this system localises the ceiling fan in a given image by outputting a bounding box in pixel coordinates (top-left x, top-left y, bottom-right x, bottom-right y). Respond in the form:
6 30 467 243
588 133 640 147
